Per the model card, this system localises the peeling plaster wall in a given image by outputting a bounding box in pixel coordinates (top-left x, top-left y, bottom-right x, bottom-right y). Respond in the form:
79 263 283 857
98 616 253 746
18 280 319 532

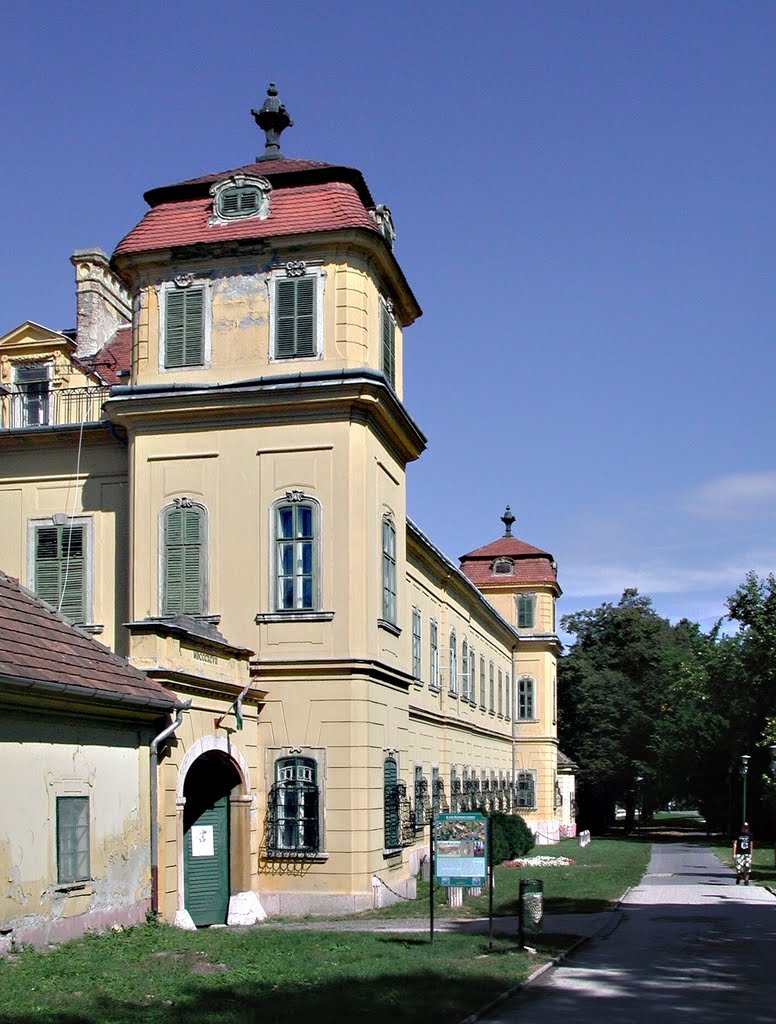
0 712 151 947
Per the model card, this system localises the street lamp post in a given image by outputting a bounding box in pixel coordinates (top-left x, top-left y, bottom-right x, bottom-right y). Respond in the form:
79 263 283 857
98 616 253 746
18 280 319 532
739 754 751 825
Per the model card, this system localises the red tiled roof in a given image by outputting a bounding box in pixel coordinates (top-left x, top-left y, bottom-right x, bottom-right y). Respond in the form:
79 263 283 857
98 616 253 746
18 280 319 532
81 325 131 383
167 157 335 191
0 571 179 711
460 536 551 560
114 181 379 258
460 557 558 587
459 535 558 587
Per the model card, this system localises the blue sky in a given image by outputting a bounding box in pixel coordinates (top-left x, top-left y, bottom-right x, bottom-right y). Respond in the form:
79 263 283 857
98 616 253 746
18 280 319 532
3 1 775 639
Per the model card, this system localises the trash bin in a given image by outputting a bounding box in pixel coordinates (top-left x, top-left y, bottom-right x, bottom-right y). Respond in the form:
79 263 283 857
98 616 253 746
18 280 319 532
518 878 543 947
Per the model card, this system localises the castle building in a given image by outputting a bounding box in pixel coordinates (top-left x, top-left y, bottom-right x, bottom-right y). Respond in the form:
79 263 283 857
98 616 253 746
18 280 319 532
0 86 572 928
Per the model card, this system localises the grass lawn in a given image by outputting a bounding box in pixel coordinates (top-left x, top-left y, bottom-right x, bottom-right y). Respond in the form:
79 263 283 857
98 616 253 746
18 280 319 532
358 835 652 920
711 840 776 890
0 925 568 1024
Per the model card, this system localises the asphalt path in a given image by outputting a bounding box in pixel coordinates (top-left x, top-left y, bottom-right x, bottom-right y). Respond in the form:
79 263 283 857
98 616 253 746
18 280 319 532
483 840 776 1024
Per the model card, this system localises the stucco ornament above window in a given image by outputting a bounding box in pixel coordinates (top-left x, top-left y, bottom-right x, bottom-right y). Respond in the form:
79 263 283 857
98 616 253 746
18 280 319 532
492 558 514 576
209 174 272 224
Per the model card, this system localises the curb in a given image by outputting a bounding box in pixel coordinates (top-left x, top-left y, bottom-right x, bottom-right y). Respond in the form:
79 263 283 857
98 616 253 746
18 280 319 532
458 892 632 1024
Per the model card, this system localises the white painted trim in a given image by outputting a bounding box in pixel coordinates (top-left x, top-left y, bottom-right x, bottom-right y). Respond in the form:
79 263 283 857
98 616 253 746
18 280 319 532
176 735 252 801
157 278 213 372
269 266 325 363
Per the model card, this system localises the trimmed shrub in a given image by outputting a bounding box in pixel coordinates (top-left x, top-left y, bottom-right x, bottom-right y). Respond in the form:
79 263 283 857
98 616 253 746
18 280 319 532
490 812 535 863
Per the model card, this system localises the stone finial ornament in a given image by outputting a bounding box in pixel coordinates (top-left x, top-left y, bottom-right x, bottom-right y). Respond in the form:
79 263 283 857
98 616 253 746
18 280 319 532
252 82 293 159
501 505 515 537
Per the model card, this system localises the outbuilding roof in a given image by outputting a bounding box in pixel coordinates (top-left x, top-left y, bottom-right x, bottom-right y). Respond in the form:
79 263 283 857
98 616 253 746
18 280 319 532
0 570 179 712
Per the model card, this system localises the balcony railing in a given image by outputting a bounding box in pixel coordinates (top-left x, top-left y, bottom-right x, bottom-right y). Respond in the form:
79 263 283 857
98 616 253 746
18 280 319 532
0 387 111 431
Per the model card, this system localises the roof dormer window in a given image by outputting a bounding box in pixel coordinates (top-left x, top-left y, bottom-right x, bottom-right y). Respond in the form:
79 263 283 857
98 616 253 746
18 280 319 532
209 174 271 224
492 558 514 576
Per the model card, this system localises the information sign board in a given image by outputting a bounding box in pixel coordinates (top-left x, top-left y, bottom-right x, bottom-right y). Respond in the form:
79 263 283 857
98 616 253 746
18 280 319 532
434 812 487 887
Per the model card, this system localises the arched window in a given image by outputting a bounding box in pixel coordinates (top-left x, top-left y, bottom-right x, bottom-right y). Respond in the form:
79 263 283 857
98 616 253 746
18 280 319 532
449 631 457 695
274 497 319 611
384 756 400 849
518 676 536 720
162 503 206 615
382 515 397 624
271 756 319 853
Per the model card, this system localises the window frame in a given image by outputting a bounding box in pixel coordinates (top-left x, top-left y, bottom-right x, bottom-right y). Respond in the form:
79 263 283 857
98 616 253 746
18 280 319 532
270 267 325 362
159 279 211 371
14 361 52 427
159 501 208 617
489 661 495 714
381 514 397 625
516 770 537 810
271 495 321 613
56 795 90 884
430 619 440 690
265 746 326 858
498 668 504 717
461 639 469 701
517 592 537 629
517 675 537 720
479 655 486 709
383 755 401 852
380 298 397 389
28 516 92 624
270 755 321 855
448 630 458 696
412 607 422 681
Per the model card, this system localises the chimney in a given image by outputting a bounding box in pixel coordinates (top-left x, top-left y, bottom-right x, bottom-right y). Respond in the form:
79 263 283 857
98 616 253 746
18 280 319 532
70 249 131 357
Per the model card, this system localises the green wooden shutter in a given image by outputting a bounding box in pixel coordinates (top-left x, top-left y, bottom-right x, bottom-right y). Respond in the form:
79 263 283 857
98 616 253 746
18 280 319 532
35 525 85 622
164 507 204 615
384 757 399 849
381 303 395 387
275 278 316 358
165 287 204 368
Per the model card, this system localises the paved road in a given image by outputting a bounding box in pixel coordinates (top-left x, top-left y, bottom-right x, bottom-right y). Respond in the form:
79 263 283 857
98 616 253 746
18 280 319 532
483 841 776 1024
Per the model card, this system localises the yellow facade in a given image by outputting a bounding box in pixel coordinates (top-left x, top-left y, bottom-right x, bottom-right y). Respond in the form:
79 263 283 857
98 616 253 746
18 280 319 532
0 112 570 922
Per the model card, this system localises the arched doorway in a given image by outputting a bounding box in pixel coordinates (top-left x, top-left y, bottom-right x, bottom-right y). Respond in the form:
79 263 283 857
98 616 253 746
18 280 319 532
183 751 242 927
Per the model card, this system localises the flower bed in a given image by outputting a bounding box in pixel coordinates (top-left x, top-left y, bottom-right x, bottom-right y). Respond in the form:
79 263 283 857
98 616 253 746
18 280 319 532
503 855 575 867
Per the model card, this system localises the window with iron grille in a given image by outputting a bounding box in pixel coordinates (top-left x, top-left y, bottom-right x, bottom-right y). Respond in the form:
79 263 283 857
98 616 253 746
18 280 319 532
414 765 428 829
274 500 318 611
518 675 536 720
430 620 440 690
382 516 397 624
164 285 205 368
384 756 401 849
162 505 206 616
57 796 89 883
34 521 88 623
517 770 537 809
269 757 320 854
517 593 536 628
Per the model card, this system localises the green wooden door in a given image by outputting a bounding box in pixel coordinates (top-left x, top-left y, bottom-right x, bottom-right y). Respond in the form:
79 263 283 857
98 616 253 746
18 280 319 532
184 795 229 926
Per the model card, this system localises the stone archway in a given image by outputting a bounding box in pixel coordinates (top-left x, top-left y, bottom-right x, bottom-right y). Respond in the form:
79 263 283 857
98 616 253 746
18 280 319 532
173 735 265 929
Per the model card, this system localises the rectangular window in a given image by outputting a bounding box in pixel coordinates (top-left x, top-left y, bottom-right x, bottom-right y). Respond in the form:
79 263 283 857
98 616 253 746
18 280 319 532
271 757 320 853
506 674 511 721
57 796 89 883
498 669 503 717
384 756 400 850
163 506 205 615
275 276 316 358
430 620 439 690
275 501 317 611
412 608 422 680
517 771 537 809
461 642 469 701
380 301 396 388
517 593 536 629
34 523 86 622
382 517 397 623
489 662 495 713
449 633 458 695
518 676 535 720
165 286 205 368
479 656 486 708
15 363 51 427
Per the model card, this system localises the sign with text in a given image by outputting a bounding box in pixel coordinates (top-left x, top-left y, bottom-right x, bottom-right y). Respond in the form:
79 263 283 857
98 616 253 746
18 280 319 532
434 812 487 887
